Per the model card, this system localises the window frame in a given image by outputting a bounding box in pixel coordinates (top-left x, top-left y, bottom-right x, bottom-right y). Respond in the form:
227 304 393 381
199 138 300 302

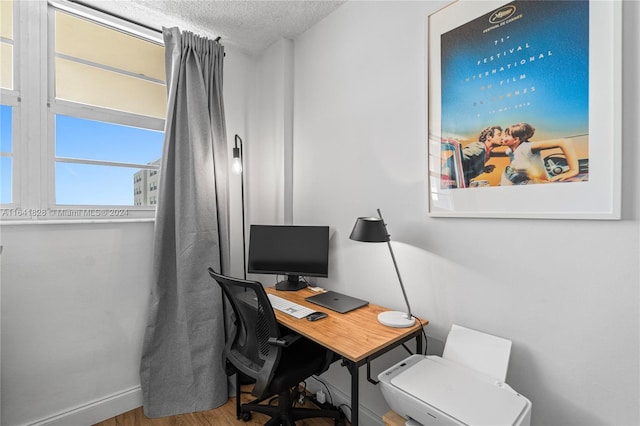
1 0 20 208
1 0 167 224
48 2 165 216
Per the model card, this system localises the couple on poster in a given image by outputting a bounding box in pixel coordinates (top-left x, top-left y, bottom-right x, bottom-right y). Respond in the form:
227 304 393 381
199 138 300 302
461 123 579 188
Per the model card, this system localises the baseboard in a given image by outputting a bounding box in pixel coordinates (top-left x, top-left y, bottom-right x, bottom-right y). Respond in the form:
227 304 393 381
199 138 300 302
28 386 142 426
307 378 384 426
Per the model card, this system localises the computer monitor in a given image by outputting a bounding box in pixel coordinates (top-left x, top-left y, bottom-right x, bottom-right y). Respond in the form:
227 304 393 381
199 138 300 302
247 224 330 291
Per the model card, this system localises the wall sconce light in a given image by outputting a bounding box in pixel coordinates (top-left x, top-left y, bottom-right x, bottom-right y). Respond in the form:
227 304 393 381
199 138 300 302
233 134 246 279
232 135 243 175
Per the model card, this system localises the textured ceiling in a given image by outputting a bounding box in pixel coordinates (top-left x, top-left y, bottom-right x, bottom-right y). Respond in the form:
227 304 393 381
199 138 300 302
79 0 346 55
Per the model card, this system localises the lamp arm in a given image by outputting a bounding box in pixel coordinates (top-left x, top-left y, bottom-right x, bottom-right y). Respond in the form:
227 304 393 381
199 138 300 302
385 240 413 319
377 208 413 319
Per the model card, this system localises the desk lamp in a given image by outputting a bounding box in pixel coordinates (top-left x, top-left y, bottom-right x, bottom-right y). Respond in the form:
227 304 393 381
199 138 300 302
349 209 415 328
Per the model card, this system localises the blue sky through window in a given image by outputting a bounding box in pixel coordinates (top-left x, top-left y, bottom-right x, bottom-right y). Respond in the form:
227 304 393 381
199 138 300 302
1 105 11 152
1 105 12 204
56 115 163 164
56 162 143 205
55 115 163 205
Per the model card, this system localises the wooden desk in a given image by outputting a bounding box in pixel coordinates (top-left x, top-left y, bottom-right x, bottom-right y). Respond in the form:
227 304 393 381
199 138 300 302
266 287 427 426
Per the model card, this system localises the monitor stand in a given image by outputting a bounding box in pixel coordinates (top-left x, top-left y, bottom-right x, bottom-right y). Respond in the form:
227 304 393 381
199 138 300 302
275 275 307 291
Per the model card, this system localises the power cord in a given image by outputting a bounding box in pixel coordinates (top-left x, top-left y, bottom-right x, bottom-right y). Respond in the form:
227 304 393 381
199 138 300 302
295 380 307 406
339 403 351 421
308 375 350 423
415 317 429 355
310 375 334 405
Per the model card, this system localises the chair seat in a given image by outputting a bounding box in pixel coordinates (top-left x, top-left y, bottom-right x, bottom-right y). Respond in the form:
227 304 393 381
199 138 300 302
268 338 328 395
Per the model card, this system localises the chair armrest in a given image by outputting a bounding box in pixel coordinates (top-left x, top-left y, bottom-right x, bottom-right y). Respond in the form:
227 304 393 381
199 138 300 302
268 333 302 347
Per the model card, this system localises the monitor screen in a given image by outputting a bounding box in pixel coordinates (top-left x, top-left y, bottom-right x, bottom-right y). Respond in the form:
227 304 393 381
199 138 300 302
247 224 330 291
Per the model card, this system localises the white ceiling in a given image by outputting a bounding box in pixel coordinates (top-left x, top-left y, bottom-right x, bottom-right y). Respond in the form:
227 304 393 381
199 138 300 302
78 0 347 55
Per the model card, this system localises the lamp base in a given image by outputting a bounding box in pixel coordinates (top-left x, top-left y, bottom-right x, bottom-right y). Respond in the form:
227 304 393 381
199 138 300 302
377 311 416 328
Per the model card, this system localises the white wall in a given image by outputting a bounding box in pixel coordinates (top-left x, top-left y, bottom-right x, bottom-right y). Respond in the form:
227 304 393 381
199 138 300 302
1 223 154 426
225 46 257 279
292 1 639 425
0 41 255 426
246 38 295 229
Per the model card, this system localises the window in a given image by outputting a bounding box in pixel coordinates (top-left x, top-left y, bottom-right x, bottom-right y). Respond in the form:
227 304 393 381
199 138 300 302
1 0 16 205
1 1 166 221
50 6 166 209
0 0 14 91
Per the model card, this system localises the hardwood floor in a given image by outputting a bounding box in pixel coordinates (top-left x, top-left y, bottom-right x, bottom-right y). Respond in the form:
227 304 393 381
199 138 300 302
93 387 345 426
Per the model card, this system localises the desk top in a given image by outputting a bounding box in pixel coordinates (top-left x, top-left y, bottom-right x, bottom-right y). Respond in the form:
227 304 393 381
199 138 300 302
266 286 427 362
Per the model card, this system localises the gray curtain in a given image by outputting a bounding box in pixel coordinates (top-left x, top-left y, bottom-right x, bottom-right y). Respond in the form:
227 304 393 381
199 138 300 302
140 27 230 418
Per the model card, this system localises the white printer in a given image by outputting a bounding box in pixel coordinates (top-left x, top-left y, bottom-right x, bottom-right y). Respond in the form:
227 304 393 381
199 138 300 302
378 325 532 426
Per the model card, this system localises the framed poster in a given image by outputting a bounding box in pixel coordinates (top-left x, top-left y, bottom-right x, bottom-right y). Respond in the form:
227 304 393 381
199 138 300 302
427 0 621 219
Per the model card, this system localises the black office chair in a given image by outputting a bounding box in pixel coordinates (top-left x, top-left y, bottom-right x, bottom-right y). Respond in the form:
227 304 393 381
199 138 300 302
208 269 344 425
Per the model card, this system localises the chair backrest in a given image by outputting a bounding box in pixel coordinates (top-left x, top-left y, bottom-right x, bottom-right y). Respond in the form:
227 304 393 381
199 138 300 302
442 324 512 382
208 268 282 397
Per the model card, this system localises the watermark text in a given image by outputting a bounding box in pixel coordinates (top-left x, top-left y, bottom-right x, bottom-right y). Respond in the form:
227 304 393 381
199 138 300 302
1 208 130 219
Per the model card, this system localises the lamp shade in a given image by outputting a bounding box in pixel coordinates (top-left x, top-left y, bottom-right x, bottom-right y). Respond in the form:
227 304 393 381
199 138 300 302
349 217 389 243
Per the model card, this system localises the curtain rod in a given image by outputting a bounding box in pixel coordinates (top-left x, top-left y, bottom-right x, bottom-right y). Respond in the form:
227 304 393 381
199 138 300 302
64 0 223 44
69 0 162 34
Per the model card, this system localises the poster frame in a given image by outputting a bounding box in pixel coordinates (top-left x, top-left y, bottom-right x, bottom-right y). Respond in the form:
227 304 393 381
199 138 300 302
427 0 622 219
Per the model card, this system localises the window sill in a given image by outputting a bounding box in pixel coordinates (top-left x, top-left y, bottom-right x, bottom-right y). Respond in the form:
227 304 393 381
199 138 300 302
0 218 155 225
0 207 156 225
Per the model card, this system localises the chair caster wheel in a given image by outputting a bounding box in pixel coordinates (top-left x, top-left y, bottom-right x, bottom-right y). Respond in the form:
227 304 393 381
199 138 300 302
240 411 252 422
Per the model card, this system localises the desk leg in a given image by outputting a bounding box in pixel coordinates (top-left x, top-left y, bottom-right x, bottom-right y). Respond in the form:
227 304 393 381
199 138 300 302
346 360 360 426
416 333 423 354
343 332 422 425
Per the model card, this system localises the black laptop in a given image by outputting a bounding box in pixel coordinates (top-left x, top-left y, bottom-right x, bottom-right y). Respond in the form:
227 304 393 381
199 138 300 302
305 290 369 314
